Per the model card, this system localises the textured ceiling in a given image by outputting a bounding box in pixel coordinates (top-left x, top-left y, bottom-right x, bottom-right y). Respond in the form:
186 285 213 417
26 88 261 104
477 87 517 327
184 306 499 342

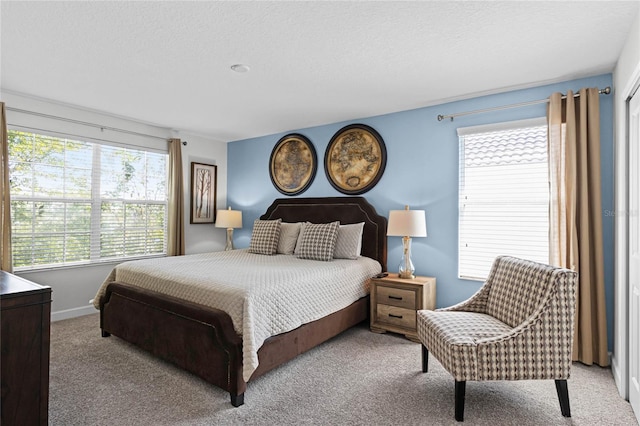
1 1 638 142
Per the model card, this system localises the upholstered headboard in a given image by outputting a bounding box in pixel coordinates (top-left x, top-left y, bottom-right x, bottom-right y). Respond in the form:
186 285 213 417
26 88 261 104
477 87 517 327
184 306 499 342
260 197 387 271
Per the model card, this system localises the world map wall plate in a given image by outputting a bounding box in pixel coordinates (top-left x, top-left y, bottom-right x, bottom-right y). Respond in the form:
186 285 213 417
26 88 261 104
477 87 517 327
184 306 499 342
269 133 317 196
324 124 387 195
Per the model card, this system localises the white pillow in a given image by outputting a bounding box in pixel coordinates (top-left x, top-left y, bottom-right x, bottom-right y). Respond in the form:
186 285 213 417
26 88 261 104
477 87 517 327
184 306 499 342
295 221 340 261
333 222 364 259
277 222 302 255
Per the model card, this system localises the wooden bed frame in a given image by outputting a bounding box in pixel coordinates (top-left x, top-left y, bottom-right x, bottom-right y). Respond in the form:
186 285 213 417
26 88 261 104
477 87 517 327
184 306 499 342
99 196 387 406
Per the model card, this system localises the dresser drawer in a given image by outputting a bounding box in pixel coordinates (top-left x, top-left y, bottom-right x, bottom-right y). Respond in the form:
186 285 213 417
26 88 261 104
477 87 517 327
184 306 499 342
376 285 417 310
376 304 416 329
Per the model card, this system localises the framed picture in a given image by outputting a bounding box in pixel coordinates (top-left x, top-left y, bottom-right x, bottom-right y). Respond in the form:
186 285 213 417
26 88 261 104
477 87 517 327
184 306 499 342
269 133 317 196
324 124 387 195
190 162 217 224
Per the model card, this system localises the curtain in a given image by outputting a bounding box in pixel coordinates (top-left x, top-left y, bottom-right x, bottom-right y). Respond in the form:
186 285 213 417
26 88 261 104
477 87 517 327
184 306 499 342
167 138 185 256
0 102 12 272
548 88 608 366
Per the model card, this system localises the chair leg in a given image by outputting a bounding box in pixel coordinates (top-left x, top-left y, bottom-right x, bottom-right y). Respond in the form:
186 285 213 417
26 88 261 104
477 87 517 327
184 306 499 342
555 379 571 417
455 380 466 422
422 345 429 373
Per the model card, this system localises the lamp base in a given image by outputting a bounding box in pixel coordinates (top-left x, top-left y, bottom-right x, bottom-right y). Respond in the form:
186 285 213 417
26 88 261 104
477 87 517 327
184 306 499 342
398 270 415 280
398 236 415 279
224 228 234 251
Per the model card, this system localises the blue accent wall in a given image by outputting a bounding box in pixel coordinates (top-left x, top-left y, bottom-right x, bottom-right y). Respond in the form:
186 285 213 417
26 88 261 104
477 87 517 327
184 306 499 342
228 74 615 350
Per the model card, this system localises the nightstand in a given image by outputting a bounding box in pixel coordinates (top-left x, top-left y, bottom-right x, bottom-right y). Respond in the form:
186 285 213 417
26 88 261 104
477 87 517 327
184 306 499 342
370 273 436 342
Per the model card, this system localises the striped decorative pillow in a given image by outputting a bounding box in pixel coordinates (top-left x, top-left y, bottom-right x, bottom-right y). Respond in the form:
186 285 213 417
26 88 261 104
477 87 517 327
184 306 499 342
248 219 282 255
333 222 364 259
295 221 340 261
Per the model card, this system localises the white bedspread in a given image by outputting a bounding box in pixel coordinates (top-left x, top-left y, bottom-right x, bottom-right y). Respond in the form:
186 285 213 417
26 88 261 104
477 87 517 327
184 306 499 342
93 249 381 381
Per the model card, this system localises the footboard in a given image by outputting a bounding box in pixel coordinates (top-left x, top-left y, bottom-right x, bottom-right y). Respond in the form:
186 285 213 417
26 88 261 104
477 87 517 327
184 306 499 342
99 282 246 406
100 282 370 407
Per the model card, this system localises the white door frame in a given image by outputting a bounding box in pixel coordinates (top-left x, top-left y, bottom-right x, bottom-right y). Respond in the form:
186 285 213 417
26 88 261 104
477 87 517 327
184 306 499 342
628 82 640 421
613 64 640 403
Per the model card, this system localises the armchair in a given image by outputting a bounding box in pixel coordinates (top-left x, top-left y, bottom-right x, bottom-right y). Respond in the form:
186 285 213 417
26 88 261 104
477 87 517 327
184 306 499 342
417 256 578 422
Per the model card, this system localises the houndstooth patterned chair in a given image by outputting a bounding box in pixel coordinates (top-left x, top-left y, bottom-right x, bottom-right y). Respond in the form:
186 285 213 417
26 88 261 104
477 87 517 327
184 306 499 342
417 256 578 422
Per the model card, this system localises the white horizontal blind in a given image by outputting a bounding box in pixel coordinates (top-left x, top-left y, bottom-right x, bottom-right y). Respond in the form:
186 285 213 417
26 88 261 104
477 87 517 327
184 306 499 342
458 118 549 281
8 130 168 270
98 144 167 259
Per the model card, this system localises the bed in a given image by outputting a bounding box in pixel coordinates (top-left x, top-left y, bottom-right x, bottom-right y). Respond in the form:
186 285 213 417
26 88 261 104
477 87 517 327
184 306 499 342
95 196 387 406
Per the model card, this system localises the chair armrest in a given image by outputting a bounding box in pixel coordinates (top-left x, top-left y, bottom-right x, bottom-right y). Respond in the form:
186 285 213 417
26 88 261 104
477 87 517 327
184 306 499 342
439 281 492 313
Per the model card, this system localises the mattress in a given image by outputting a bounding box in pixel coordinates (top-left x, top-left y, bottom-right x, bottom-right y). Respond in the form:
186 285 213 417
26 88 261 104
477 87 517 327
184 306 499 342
93 249 381 381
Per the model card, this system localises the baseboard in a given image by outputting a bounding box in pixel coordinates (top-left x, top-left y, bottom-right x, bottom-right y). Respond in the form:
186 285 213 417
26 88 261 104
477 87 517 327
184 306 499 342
52 305 97 322
611 352 628 399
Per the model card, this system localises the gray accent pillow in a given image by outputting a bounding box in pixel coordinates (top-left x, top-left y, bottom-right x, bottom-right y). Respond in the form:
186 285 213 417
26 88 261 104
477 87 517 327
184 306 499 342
333 222 364 259
293 222 308 256
295 221 340 261
248 219 282 255
277 222 302 255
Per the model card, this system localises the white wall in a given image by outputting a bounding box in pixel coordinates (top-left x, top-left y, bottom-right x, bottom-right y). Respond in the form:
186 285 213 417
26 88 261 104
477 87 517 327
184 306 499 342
613 8 640 398
181 131 229 254
1 91 228 321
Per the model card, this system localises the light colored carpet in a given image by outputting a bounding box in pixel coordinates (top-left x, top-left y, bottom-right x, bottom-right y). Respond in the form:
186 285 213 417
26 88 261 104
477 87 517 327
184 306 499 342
50 314 637 425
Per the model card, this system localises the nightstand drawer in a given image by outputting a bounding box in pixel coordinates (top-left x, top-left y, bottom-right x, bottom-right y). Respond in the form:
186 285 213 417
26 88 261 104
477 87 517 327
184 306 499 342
369 274 436 342
376 304 416 329
377 286 416 310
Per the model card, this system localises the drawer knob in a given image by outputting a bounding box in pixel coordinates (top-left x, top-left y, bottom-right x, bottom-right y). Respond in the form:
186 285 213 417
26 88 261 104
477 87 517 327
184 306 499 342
389 313 403 319
388 295 403 301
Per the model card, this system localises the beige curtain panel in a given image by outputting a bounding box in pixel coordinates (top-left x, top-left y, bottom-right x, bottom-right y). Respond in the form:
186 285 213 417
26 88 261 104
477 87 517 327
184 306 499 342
548 88 608 366
0 102 12 272
167 138 185 256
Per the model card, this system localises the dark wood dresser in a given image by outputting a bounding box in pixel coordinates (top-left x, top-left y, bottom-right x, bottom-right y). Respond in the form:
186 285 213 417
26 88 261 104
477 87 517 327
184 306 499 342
0 271 51 426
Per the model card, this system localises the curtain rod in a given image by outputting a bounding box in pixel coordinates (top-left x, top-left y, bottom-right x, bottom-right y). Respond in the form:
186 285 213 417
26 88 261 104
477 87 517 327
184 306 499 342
437 86 611 122
5 106 187 144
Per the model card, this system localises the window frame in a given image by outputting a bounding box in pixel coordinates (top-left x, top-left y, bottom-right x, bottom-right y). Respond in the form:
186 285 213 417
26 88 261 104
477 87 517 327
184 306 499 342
457 117 550 281
7 126 169 272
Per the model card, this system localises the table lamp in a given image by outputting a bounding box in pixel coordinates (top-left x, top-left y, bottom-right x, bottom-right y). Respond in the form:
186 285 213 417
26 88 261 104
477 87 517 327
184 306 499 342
387 205 427 279
215 207 243 251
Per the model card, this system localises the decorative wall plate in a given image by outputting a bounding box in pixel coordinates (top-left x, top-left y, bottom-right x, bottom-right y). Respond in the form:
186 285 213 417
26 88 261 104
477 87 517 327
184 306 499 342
269 133 317 196
324 124 387 195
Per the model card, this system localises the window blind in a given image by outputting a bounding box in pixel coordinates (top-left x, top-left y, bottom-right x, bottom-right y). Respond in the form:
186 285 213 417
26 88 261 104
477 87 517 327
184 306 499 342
458 118 549 281
8 130 168 270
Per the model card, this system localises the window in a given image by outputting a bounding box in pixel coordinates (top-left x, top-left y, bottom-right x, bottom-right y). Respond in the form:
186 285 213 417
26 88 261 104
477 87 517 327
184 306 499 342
8 130 168 270
458 118 549 281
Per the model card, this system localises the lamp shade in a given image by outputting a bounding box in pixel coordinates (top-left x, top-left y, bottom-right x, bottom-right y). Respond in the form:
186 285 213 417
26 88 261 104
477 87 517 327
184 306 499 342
387 207 427 237
215 208 242 229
